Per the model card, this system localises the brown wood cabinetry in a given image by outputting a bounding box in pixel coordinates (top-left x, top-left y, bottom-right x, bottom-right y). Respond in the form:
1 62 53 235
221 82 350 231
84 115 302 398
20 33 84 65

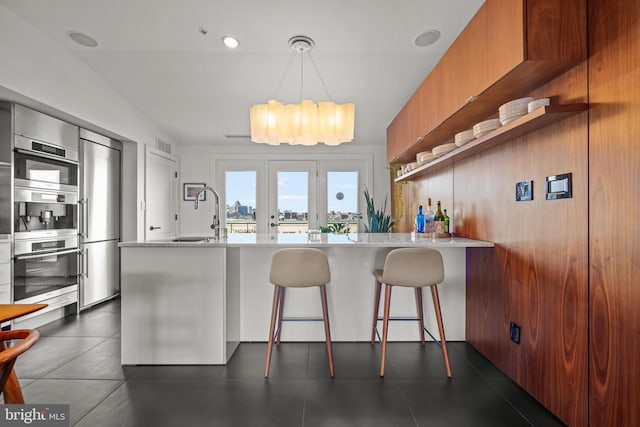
387 0 587 165
390 0 640 425
588 0 640 425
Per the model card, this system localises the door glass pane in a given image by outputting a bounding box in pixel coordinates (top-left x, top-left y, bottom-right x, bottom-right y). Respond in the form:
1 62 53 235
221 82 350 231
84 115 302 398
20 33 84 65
327 171 358 232
225 171 256 233
277 171 308 233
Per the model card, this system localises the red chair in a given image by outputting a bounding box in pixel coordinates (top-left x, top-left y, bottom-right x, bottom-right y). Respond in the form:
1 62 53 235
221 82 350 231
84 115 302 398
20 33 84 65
0 329 40 403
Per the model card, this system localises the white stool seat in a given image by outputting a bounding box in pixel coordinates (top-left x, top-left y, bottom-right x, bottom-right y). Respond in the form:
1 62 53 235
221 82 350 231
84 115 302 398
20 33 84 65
265 248 335 378
372 248 451 378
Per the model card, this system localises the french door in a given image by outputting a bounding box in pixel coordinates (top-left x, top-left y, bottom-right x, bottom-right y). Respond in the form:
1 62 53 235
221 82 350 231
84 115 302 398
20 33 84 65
267 161 317 234
216 157 370 235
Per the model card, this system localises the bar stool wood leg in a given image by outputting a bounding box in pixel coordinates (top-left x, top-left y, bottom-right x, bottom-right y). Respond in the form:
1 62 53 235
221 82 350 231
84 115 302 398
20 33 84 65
371 279 382 344
431 285 452 378
415 288 426 346
264 285 282 378
276 287 286 346
380 284 392 377
319 285 335 378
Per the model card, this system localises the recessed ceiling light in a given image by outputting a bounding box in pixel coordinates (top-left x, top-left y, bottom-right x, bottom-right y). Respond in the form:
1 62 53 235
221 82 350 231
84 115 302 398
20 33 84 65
414 30 441 47
222 35 239 49
67 31 98 48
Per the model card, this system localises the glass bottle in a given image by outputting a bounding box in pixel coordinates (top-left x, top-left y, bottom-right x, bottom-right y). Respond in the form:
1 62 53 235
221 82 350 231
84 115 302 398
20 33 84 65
434 201 445 234
416 205 425 233
424 198 435 235
444 209 450 234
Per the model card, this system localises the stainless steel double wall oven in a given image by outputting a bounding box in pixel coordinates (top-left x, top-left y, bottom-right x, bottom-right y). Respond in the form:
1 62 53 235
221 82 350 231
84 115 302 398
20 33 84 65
12 105 80 314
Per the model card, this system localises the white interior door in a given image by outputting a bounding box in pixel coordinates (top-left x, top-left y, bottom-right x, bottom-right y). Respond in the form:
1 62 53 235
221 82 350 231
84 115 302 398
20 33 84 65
268 161 316 234
145 147 177 240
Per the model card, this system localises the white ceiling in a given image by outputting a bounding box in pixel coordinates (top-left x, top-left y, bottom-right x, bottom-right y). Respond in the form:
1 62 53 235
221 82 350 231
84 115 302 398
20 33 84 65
0 0 484 146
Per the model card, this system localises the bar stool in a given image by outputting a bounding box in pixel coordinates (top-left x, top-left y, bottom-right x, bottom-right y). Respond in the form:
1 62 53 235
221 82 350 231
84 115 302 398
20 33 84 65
371 247 452 378
264 248 335 378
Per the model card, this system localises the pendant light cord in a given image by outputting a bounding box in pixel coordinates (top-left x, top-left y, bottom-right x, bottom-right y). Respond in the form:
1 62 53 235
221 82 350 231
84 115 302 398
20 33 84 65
308 51 333 101
299 50 304 101
273 50 297 100
272 38 333 102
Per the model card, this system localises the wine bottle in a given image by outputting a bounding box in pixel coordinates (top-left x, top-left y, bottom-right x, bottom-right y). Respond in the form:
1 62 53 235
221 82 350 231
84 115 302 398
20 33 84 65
434 201 445 234
416 205 425 233
424 198 435 235
444 209 450 234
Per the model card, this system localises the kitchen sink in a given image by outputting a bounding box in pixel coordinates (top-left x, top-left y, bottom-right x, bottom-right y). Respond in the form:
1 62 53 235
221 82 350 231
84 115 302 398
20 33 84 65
171 236 211 242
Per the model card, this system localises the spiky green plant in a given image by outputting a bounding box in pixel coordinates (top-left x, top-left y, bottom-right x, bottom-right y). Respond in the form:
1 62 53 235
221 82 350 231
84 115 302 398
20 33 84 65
319 223 350 234
363 187 394 233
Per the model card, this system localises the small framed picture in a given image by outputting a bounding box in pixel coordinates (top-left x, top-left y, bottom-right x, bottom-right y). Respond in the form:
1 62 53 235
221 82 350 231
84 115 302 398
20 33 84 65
183 183 206 201
515 180 533 202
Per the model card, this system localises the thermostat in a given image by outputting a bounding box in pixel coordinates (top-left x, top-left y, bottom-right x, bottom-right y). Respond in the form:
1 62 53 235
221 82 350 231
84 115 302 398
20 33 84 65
546 173 572 200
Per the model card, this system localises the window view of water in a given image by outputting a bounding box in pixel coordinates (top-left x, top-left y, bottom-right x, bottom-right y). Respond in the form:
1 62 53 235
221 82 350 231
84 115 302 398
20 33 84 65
224 168 360 233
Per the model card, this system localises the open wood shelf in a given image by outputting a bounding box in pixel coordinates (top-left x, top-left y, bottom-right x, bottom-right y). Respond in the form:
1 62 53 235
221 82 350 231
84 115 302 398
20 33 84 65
394 103 588 182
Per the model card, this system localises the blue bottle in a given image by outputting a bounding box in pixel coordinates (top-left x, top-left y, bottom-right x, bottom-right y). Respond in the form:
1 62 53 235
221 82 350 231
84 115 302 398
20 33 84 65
416 205 425 233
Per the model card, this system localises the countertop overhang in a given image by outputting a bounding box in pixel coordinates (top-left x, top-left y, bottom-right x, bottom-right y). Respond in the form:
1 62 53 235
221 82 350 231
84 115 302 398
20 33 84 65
119 233 494 248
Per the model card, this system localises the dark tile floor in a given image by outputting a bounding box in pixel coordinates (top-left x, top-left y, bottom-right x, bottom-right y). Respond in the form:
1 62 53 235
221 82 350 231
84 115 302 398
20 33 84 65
9 298 566 426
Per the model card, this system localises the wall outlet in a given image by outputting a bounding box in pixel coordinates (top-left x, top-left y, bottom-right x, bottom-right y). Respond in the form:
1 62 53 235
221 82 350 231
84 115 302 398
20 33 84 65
509 321 521 344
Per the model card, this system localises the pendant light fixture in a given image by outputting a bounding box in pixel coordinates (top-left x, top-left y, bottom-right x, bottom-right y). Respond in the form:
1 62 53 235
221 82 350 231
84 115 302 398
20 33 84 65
249 35 355 146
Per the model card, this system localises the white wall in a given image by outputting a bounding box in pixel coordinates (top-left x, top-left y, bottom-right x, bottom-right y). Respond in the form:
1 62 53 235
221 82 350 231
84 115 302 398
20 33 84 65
1 6 391 241
0 6 174 241
0 7 171 146
177 142 390 235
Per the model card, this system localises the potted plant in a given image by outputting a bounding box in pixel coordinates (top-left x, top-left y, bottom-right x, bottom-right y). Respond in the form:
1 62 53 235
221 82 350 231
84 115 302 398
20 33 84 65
363 187 394 233
319 223 350 234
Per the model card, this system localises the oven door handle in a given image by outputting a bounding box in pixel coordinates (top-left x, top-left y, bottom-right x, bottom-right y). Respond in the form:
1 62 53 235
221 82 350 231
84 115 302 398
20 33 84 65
15 248 80 260
15 147 79 165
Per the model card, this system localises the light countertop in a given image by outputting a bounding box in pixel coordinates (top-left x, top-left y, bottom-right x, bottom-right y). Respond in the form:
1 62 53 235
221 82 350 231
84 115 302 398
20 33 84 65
119 233 494 248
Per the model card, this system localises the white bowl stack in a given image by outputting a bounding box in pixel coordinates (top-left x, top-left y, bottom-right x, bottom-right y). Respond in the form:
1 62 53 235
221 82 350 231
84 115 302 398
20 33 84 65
473 119 501 138
417 150 435 165
454 129 475 147
527 97 550 113
406 161 420 172
499 97 535 125
432 142 457 157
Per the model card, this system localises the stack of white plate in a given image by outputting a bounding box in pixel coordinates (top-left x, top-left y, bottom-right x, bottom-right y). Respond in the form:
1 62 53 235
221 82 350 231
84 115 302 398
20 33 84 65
527 97 550 113
432 142 457 157
473 119 501 138
406 161 420 171
454 129 475 147
499 97 535 125
417 151 435 165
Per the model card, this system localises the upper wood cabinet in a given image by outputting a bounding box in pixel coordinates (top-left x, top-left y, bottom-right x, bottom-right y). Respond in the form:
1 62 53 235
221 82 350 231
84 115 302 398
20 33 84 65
387 0 587 164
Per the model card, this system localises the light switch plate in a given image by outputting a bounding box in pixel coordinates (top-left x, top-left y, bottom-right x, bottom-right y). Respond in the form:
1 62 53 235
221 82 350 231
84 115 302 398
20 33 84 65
546 173 572 200
516 180 533 201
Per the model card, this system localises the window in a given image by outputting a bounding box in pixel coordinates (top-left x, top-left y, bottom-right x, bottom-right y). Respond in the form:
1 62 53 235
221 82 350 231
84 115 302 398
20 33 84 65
216 157 371 234
327 171 359 232
225 171 257 233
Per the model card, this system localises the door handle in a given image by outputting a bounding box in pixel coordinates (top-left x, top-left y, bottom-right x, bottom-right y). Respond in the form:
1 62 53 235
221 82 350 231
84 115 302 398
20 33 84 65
81 197 90 239
84 249 89 279
270 223 278 227
149 226 161 231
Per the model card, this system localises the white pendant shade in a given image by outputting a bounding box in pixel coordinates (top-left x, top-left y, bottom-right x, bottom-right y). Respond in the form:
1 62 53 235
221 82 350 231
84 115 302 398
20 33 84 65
249 35 355 146
250 99 355 146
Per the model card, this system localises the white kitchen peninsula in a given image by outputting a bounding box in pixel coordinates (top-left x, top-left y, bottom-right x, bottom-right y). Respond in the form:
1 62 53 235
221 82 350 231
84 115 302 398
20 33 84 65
119 233 493 365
